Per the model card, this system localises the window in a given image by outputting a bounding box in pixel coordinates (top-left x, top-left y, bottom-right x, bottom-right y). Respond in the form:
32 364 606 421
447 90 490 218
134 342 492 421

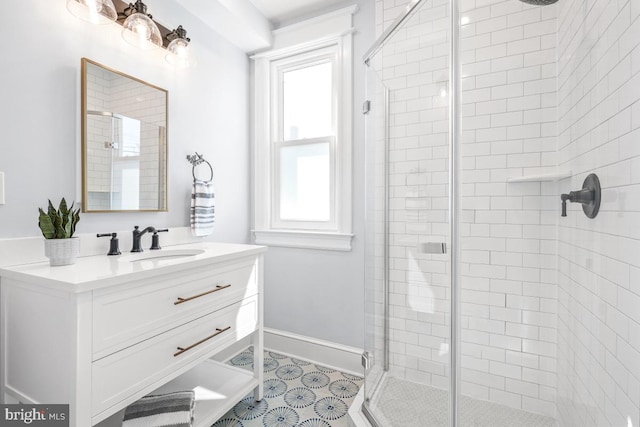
252 7 356 251
282 60 333 141
272 49 336 230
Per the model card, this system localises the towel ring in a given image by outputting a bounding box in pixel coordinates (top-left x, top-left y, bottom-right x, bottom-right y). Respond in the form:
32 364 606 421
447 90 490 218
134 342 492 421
192 160 213 183
186 152 214 183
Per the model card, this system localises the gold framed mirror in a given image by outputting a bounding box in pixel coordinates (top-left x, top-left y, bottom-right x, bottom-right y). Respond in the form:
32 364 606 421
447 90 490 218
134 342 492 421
81 58 168 212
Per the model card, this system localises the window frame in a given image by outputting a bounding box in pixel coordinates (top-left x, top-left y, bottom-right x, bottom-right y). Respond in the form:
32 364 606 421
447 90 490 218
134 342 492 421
251 6 356 251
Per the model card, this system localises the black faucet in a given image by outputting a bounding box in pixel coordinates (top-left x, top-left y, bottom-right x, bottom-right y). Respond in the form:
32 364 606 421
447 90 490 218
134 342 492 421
131 226 156 252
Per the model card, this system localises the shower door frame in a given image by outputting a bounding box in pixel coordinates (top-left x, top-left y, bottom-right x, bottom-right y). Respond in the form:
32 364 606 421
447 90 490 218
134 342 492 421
362 0 462 425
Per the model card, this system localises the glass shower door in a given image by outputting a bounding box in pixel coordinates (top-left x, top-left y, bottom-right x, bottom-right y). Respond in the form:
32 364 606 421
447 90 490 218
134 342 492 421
363 0 453 425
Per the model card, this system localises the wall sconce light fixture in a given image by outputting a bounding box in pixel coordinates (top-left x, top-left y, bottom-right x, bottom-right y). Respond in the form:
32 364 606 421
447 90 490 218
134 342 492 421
120 0 162 49
67 0 117 25
165 26 196 67
67 0 196 67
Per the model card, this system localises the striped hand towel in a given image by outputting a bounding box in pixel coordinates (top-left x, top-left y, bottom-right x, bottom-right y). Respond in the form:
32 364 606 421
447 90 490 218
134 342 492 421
122 391 195 427
190 179 215 237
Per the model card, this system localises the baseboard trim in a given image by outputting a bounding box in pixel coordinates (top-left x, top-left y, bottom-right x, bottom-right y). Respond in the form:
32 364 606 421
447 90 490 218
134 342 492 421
4 384 35 404
264 328 364 377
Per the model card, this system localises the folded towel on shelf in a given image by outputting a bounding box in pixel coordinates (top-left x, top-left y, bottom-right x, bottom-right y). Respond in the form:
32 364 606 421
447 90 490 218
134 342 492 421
190 179 215 237
122 390 195 427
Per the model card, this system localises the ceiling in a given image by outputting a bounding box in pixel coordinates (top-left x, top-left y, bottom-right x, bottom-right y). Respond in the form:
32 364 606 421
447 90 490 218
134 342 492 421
248 0 348 26
175 0 352 53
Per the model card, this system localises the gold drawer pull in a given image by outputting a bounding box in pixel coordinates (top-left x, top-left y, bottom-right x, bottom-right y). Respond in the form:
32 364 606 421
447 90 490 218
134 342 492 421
174 326 231 357
174 284 232 305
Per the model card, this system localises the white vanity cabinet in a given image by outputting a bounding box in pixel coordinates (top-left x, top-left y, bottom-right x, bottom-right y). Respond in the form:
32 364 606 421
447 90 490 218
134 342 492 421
0 242 265 427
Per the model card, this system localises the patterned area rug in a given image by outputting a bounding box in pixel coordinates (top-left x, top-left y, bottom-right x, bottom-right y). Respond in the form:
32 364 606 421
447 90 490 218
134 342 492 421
212 347 363 427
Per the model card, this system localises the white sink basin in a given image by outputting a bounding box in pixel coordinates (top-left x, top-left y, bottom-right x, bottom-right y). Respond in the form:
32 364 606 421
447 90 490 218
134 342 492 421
119 249 206 263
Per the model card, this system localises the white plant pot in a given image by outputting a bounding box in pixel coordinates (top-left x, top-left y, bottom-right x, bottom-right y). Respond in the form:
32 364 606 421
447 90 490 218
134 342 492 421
44 238 80 266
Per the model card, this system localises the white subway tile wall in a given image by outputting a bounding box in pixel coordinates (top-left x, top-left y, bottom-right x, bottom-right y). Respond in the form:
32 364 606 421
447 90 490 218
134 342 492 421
375 0 560 417
556 0 640 425
86 65 113 209
374 0 640 424
372 0 453 394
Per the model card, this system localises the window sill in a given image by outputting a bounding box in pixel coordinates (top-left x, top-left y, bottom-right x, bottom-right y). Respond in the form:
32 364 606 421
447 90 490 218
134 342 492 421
252 230 354 251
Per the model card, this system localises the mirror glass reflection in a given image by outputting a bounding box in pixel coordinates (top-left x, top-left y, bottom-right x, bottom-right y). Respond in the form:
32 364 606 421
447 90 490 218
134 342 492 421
82 58 168 212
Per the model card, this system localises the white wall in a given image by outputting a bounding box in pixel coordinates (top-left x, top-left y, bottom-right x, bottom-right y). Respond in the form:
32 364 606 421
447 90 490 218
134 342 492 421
260 0 374 349
556 0 640 425
0 1 250 243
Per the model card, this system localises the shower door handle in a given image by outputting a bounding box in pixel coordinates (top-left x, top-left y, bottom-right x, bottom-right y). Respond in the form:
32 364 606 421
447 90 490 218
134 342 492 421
420 242 447 254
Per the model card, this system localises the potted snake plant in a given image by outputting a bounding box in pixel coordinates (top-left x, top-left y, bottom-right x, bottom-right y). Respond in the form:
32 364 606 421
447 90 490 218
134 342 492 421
38 198 81 266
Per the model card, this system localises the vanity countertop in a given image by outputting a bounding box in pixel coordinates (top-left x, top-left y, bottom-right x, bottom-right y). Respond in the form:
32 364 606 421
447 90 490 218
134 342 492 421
0 242 266 293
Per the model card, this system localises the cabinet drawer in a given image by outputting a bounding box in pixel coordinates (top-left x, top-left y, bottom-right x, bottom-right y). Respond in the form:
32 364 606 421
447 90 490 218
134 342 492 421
93 258 257 358
92 295 258 417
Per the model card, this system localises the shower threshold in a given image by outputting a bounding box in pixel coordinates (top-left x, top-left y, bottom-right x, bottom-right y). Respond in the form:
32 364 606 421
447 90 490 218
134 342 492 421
365 375 557 427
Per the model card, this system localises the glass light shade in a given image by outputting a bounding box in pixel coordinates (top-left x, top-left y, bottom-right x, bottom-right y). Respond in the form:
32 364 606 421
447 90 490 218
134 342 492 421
165 38 197 68
66 0 117 25
121 13 162 49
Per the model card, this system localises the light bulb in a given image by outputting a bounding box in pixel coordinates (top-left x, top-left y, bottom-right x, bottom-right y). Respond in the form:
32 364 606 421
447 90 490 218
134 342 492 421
86 0 101 14
174 44 187 57
121 12 162 49
165 33 197 68
134 22 149 42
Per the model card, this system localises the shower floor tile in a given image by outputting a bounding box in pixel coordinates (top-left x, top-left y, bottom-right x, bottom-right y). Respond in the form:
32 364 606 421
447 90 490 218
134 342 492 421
369 377 557 427
213 347 363 427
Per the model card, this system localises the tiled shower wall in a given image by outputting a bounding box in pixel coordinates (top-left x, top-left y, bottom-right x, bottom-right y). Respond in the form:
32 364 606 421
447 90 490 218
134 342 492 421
86 65 113 201
556 0 640 425
366 0 451 391
376 0 452 391
375 0 558 417
458 0 558 417
376 0 640 423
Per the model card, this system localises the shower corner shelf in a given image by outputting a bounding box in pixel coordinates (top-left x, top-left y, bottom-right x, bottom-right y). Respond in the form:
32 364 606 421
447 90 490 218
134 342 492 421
506 171 572 183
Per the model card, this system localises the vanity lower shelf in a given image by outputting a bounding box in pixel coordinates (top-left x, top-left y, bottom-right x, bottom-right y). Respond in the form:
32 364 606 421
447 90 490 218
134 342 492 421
96 359 260 427
155 359 260 427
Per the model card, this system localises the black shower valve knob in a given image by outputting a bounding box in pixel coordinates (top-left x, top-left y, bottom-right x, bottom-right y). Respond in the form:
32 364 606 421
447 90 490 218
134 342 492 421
560 174 601 219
